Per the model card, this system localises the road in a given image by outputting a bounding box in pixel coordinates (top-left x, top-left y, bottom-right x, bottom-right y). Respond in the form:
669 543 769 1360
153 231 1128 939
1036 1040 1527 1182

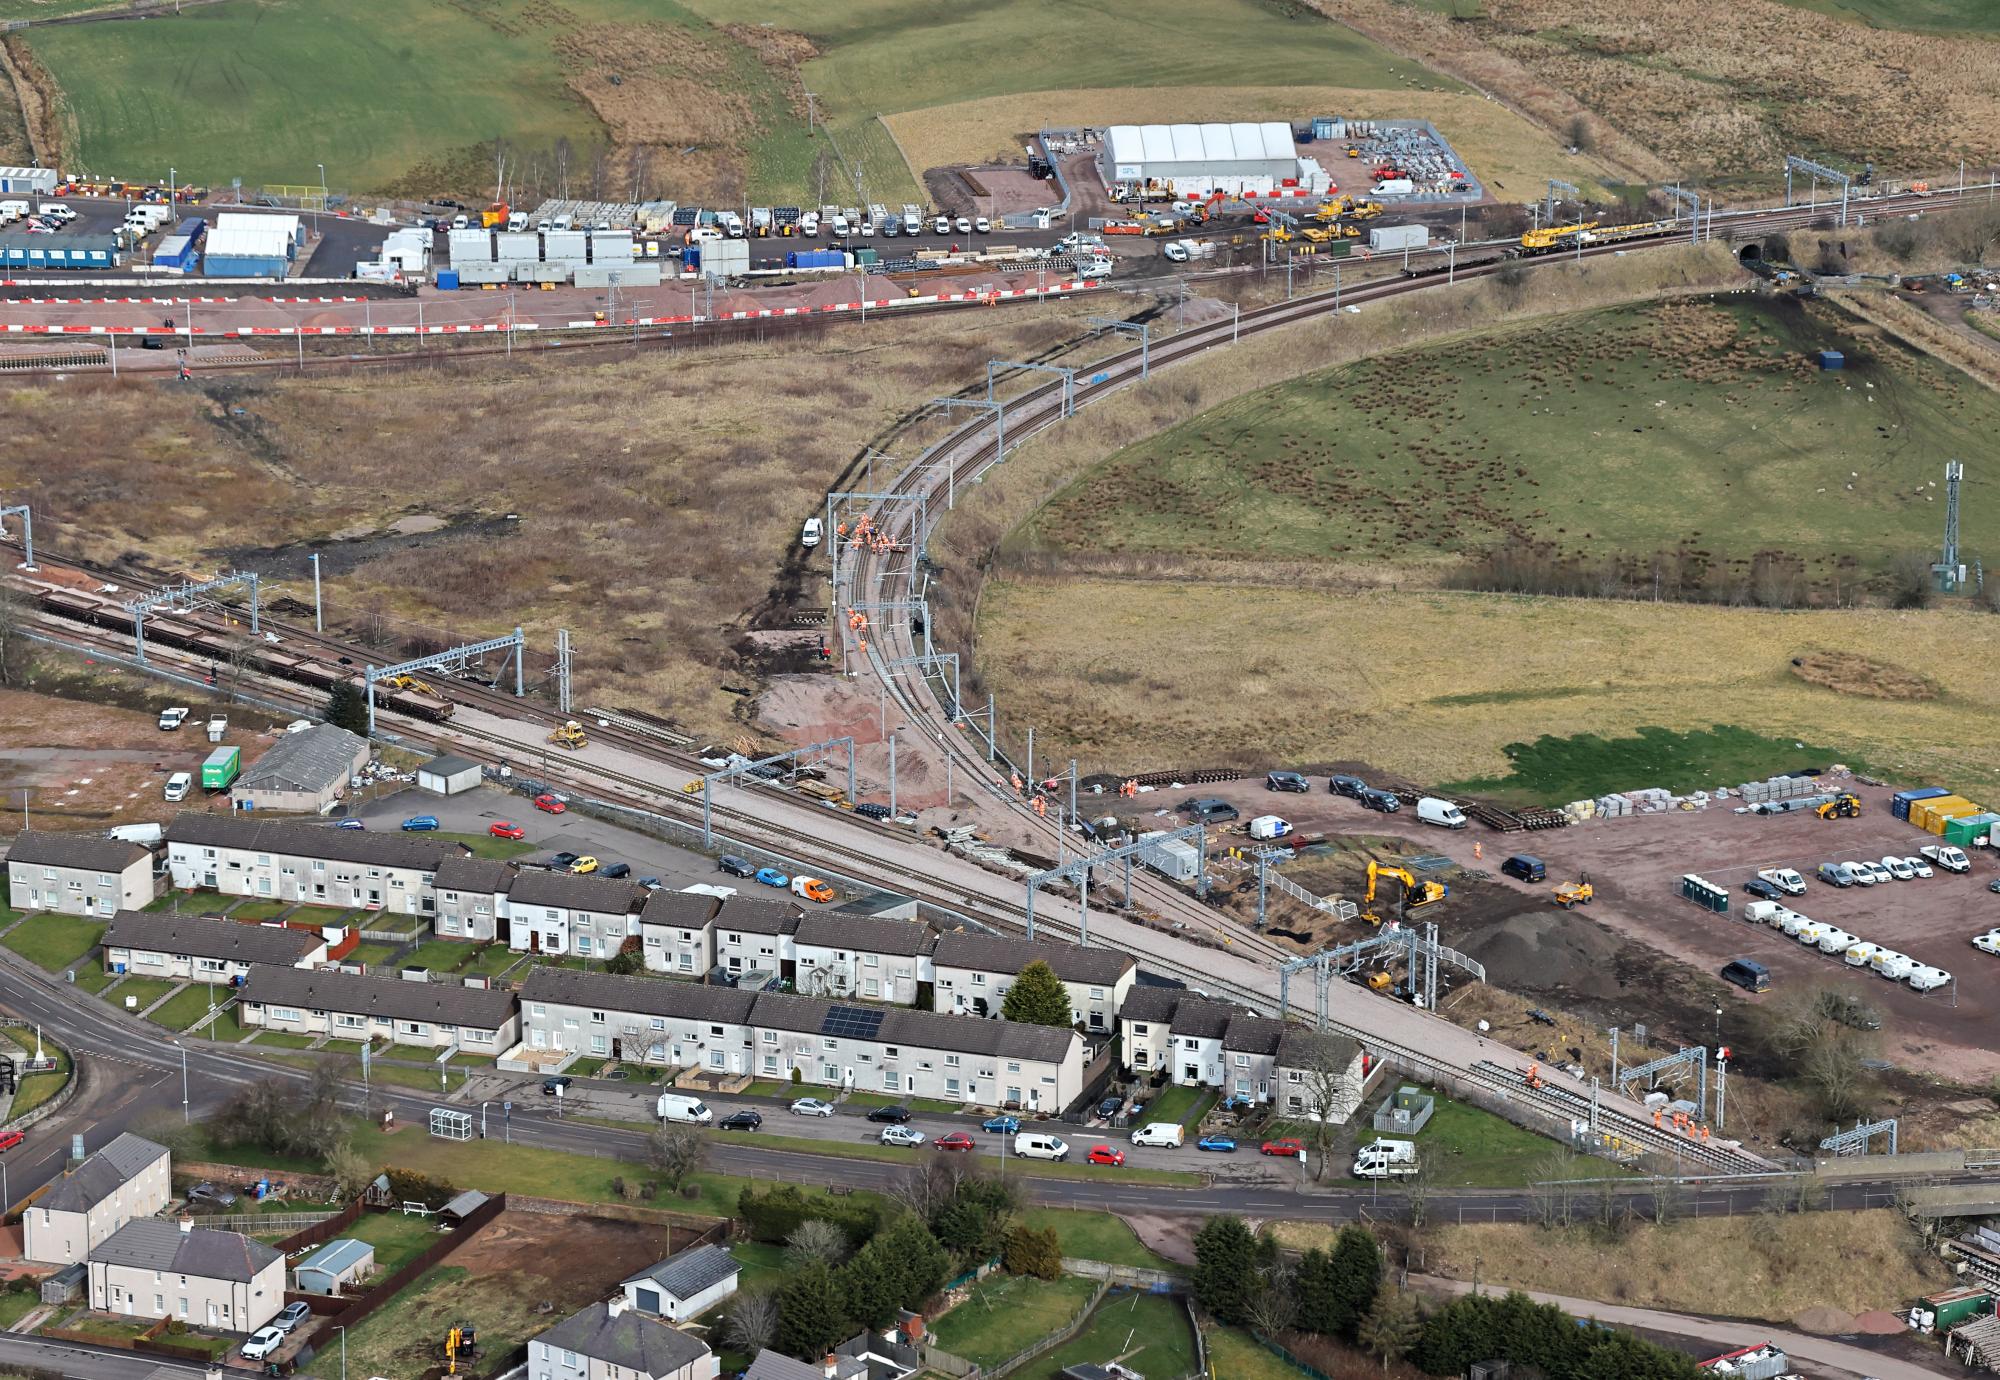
0 1334 209 1379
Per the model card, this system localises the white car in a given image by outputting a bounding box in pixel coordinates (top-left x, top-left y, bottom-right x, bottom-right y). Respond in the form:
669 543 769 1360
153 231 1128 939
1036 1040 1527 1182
800 516 822 548
790 1097 836 1117
242 1326 287 1361
955 217 972 234
163 771 193 802
1864 860 1897 885
157 706 190 731
1881 855 1916 881
1903 855 1933 878
1974 930 2000 955
879 1125 926 1147
974 216 991 233
1845 861 1878 886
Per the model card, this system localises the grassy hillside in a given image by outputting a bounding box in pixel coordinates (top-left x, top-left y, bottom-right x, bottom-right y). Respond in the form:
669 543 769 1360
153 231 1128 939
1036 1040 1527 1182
1767 0 2000 31
1018 295 2000 588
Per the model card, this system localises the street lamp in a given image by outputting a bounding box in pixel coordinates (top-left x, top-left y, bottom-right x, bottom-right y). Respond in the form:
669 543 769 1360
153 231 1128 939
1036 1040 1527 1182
336 1323 347 1380
173 1038 188 1122
315 163 327 237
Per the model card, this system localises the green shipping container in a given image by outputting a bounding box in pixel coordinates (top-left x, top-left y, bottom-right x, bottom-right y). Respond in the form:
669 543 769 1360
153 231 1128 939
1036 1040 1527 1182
201 745 241 790
1945 812 2000 848
1924 1287 1992 1329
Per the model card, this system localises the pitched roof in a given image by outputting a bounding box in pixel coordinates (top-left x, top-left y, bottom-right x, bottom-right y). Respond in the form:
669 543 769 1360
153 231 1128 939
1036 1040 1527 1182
241 963 517 1031
166 814 451 872
640 890 722 931
794 913 936 958
103 910 321 967
38 1133 167 1214
434 855 517 895
1116 986 1184 1025
519 967 758 1025
932 931 1133 986
534 1302 712 1378
296 1238 374 1278
237 725 368 794
1223 1015 1286 1056
5 830 150 874
1276 1028 1361 1071
89 1219 279 1281
712 895 801 937
622 1243 740 1300
1168 999 1238 1040
508 868 645 915
748 991 1079 1064
747 1351 867 1380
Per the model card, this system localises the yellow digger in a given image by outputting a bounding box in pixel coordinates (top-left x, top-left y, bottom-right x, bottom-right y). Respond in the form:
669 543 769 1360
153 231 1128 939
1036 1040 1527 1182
1553 872 1594 909
1817 793 1862 820
547 720 588 751
384 672 440 696
1362 859 1447 926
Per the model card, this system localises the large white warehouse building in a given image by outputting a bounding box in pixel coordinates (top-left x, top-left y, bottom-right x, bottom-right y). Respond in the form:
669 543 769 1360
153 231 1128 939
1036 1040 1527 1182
1098 122 1320 196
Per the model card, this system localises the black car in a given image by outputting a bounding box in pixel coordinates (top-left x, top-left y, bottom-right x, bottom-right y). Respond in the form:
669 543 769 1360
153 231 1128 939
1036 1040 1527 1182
718 855 757 878
853 802 892 820
866 1105 912 1124
1266 771 1310 793
601 862 632 879
542 1076 573 1096
1181 797 1239 823
552 851 581 869
1330 774 1368 799
1743 877 1784 901
1500 854 1546 883
1097 1096 1124 1120
719 1110 764 1131
1989 879 2000 894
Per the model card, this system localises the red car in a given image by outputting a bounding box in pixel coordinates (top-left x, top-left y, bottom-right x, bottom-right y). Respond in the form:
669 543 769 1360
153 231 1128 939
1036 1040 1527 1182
935 1131 977 1152
0 1130 23 1153
489 821 526 840
1260 1138 1306 1158
1086 1145 1125 1167
533 794 567 815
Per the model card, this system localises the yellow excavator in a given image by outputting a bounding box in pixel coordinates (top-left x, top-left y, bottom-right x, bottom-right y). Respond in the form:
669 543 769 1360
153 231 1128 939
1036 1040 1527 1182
1362 859 1447 926
1553 871 1594 909
1817 793 1862 820
384 672 440 696
547 720 588 751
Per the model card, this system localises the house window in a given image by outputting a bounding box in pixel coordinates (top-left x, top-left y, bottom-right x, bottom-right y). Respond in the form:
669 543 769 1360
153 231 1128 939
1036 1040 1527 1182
650 1018 666 1031
401 1021 429 1037
884 1047 899 1059
945 1054 960 1067
1287 1070 1303 1083
865 954 879 968
678 953 693 971
1006 1062 1021 1073
709 1025 724 1037
577 936 593 956
590 1011 606 1025
590 1035 607 1055
823 1038 837 1051
1234 1054 1249 1067
972 973 985 986
945 1078 961 1097
531 1004 546 1018
762 1054 778 1073
1131 1024 1148 1038
271 1007 300 1022
442 916 461 935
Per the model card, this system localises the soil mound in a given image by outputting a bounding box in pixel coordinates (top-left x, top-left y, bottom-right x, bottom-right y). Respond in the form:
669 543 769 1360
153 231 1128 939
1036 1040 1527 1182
1458 909 1624 1000
1790 651 1939 701
1792 1305 1857 1334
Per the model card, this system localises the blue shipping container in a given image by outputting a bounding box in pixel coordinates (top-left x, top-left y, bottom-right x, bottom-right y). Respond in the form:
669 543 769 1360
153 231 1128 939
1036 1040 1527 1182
1892 786 1950 821
1817 350 1845 370
682 246 701 269
786 249 845 269
175 216 207 243
435 269 460 290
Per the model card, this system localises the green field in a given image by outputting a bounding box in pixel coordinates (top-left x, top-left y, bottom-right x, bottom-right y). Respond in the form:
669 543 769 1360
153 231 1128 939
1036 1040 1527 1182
1 913 103 972
1017 1209 1177 1272
1442 725 1860 807
1035 1290 1197 1380
929 1273 1100 1370
1020 297 2000 586
1767 0 2000 30
343 1209 449 1275
1381 1092 1599 1188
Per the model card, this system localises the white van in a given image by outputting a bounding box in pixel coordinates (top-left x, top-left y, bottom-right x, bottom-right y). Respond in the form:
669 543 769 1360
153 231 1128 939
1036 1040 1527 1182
1907 965 1953 992
1013 1131 1069 1161
1869 949 1913 980
39 203 74 222
1130 1122 1184 1148
0 200 28 222
1248 815 1292 841
1416 797 1468 829
1793 920 1827 946
163 772 193 802
1844 941 1882 968
1814 927 1856 955
656 1093 714 1124
1352 1139 1418 1178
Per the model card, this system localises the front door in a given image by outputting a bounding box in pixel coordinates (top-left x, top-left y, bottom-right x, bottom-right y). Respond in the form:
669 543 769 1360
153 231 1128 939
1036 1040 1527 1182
206 1302 217 1327
529 1029 546 1050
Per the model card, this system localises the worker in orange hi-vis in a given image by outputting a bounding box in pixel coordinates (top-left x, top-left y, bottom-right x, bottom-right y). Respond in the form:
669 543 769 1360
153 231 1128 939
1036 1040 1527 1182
1032 796 1046 817
1473 841 1483 860
1010 773 1023 793
1653 1108 1662 1129
1701 1124 1711 1144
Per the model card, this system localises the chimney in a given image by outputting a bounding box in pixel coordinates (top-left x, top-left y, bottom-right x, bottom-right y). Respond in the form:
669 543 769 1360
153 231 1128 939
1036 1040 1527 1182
606 1296 629 1319
178 1217 194 1234
823 1355 839 1379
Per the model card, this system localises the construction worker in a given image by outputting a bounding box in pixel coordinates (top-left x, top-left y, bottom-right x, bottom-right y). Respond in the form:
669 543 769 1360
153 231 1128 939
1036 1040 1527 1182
1473 841 1483 860
1653 1108 1662 1129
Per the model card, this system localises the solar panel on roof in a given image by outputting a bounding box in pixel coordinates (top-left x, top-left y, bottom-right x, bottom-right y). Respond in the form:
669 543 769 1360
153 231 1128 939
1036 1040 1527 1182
821 1005 886 1039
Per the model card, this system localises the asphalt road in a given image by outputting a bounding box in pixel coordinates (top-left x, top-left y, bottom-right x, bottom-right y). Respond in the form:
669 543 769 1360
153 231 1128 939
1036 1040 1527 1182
0 1334 209 1379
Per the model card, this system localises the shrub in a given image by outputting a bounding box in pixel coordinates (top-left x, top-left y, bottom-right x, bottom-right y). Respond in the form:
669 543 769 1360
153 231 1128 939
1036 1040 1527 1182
737 1184 880 1247
1002 1224 1063 1279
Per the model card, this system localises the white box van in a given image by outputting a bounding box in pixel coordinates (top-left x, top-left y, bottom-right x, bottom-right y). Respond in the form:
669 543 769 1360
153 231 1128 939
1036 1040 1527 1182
163 772 193 801
1907 965 1952 992
39 203 74 222
1417 797 1468 829
1013 1131 1069 1161
0 200 28 221
656 1093 713 1124
1352 1138 1418 1178
1130 1122 1184 1148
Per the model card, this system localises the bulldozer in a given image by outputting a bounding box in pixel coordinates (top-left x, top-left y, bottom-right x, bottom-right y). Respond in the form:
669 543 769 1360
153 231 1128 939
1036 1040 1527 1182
1816 793 1862 820
547 720 589 751
1553 872 1594 909
1362 859 1447 926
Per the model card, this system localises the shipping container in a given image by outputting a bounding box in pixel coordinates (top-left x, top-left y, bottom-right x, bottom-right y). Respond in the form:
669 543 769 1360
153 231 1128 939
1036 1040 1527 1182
1892 786 1951 821
174 216 207 244
201 746 241 791
1914 796 1978 834
785 249 849 270
1924 1288 1992 1329
1137 831 1200 882
1944 811 2000 848
1369 224 1430 252
151 234 198 273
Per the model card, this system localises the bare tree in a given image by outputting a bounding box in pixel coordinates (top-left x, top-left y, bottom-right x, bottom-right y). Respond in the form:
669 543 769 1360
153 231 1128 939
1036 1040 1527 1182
888 1153 975 1220
1530 1148 1583 1227
645 1123 707 1192
326 1142 375 1202
1289 1033 1366 1181
724 1290 780 1356
785 1217 852 1269
1245 1277 1298 1337
1404 1147 1438 1231
1648 1174 1681 1226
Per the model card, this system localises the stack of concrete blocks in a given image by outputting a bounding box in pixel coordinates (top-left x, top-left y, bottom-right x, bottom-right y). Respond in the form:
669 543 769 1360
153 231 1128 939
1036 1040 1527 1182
1737 775 1822 807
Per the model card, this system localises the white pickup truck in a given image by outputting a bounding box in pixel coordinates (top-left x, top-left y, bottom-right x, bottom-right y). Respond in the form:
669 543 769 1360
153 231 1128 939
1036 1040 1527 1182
1756 867 1807 895
1921 843 1971 873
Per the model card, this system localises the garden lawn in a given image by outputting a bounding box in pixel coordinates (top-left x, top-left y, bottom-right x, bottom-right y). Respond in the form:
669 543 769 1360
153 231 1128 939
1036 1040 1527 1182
1202 1326 1315 1380
346 942 400 967
147 983 231 1032
70 958 119 995
0 1289 41 1330
728 1240 787 1293
1401 1092 1593 1188
102 976 175 1014
929 1273 1100 1370
439 832 536 861
1139 1085 1216 1129
402 939 479 974
1 913 103 971
225 899 291 921
1017 1210 1177 1273
345 1209 449 1274
199 1006 254 1041
1035 1290 1197 1380
251 1031 321 1050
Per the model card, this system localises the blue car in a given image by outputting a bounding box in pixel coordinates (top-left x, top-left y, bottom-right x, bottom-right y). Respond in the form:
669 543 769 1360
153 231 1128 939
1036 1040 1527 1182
754 867 789 888
981 1115 1021 1134
1197 1135 1237 1153
333 819 366 830
401 816 440 832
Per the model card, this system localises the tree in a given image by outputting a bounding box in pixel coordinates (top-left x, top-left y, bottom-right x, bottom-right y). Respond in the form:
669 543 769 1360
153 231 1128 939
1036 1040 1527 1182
928 1171 1020 1262
326 1142 376 1202
0 584 27 687
1002 1224 1062 1280
1326 1225 1382 1340
1404 1147 1438 1231
841 1243 901 1329
1294 1247 1340 1335
1563 114 1593 153
1887 552 1934 610
877 1214 950 1309
1192 1216 1259 1325
786 1217 853 1270
777 1259 847 1359
1357 1287 1421 1371
646 1123 707 1193
327 679 370 736
1000 960 1072 1027
1244 1264 1297 1338
724 1291 780 1357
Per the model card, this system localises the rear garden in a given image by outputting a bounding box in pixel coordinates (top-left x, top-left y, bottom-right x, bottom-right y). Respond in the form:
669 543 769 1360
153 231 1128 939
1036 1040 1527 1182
928 1274 1100 1370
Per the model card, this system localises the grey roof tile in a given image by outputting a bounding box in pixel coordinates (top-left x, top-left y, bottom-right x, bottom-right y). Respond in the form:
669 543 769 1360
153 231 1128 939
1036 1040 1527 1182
236 725 368 794
508 868 645 915
104 910 320 967
534 1302 711 1377
90 1219 279 1281
712 896 801 937
241 963 516 1030
932 931 1133 985
5 830 150 874
622 1243 740 1299
434 856 517 895
166 813 452 872
794 913 935 958
640 890 722 931
38 1134 167 1214
519 968 757 1025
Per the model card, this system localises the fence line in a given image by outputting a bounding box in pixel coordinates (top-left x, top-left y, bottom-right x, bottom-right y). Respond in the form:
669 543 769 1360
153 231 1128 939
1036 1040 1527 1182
200 1209 340 1236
